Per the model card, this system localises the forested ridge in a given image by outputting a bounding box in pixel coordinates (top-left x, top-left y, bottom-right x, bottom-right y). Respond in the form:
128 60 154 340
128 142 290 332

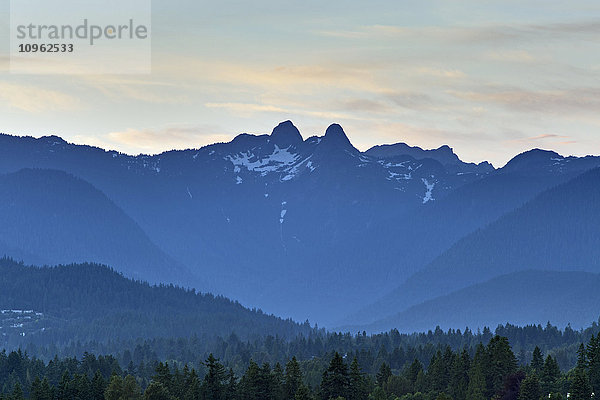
3 254 600 399
1 334 600 400
0 257 314 346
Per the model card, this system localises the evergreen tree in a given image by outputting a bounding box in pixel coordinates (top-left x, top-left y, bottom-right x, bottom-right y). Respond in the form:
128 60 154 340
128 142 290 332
571 344 592 400
183 368 201 400
587 335 600 394
428 348 453 394
449 349 470 400
239 360 261 400
202 354 227 400
153 363 173 393
415 370 427 393
285 357 303 400
376 362 392 387
466 364 486 400
258 363 274 400
90 370 106 400
224 368 238 400
436 393 453 400
40 378 52 400
368 386 387 400
497 371 525 400
487 336 518 397
171 365 184 399
407 359 424 391
531 347 544 373
570 368 592 400
518 374 541 400
10 383 24 400
541 356 561 395
122 375 143 399
320 353 349 400
272 363 286 400
104 374 124 400
577 344 588 370
57 369 72 399
29 377 49 400
144 381 172 400
294 384 312 400
348 357 368 400
72 373 92 399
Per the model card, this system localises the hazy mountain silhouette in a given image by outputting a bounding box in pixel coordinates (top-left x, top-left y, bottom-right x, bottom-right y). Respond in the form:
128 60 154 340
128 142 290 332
346 167 600 330
0 168 194 284
1 123 599 326
356 270 600 333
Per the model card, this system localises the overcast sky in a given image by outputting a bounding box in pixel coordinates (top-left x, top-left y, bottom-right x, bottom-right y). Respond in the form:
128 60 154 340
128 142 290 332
1 0 600 167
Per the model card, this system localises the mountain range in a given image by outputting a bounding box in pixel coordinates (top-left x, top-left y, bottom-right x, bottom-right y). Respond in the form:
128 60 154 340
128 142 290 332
1 121 599 331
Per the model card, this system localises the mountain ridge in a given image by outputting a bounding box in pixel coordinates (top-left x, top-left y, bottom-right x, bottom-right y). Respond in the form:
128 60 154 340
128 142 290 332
0 257 314 348
351 270 600 333
346 166 600 330
1 121 600 326
0 168 195 286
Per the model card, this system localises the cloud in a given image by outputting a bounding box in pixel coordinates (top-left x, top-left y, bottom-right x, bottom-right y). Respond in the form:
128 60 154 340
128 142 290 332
332 98 391 113
314 19 600 45
525 134 569 140
0 81 81 112
451 87 600 114
485 50 536 63
80 75 188 104
507 133 578 146
384 91 438 110
205 102 287 114
152 57 388 94
508 133 574 145
76 125 232 155
444 19 600 44
315 24 410 39
204 101 367 121
415 67 466 79
529 20 600 35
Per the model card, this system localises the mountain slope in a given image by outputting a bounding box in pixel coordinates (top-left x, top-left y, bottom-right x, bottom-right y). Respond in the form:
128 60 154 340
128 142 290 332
0 123 488 323
348 167 600 330
0 258 313 348
360 270 600 333
341 151 600 326
2 124 600 325
0 168 193 285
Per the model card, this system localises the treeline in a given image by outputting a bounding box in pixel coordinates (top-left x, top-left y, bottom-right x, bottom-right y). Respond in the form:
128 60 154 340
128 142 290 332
17 320 600 380
3 257 600 376
2 335 600 400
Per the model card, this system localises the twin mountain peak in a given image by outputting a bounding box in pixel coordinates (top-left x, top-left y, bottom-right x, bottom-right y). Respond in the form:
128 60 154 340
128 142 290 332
4 120 588 173
231 120 487 169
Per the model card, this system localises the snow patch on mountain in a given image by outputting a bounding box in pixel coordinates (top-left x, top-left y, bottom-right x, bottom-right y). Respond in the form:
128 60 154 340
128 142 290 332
280 209 287 224
421 178 435 203
280 155 315 181
226 145 300 175
388 171 412 181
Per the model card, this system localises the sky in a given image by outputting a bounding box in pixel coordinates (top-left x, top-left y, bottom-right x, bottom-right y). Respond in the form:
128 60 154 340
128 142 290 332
1 0 600 167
